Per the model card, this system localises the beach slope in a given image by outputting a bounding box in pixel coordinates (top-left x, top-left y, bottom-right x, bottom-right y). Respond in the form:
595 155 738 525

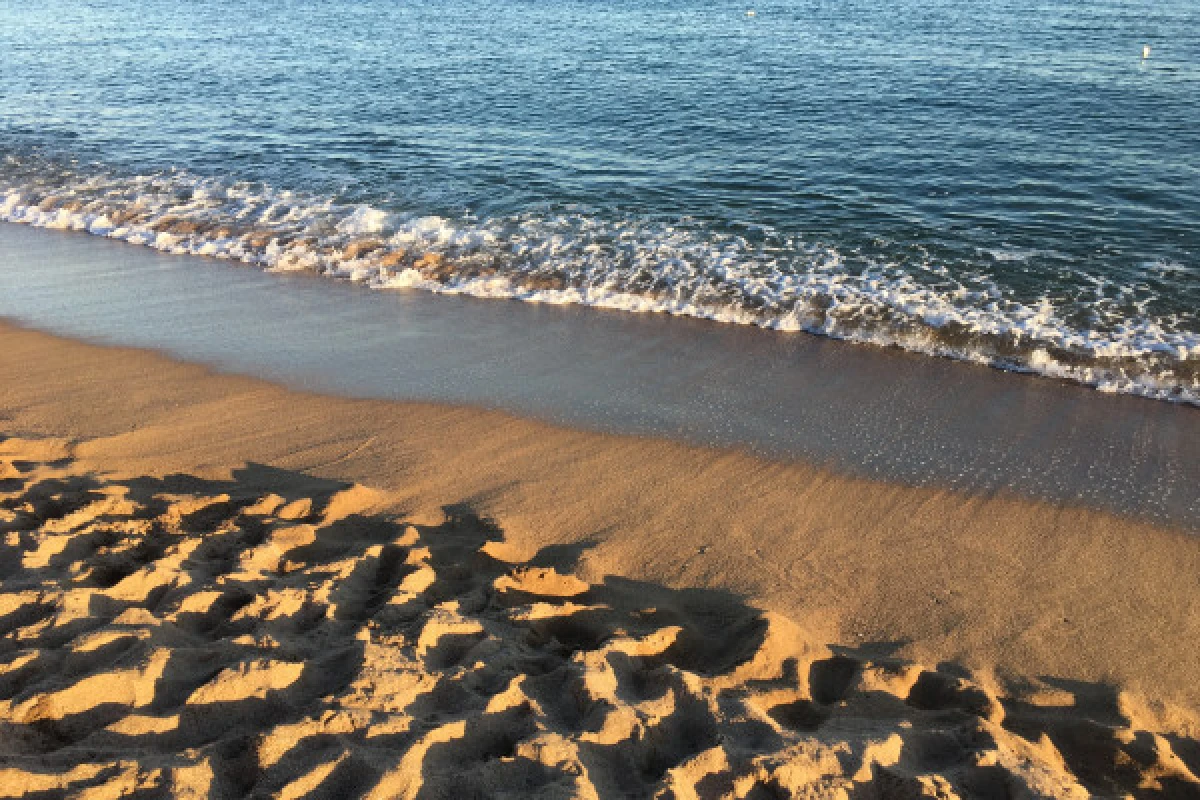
1 321 1198 797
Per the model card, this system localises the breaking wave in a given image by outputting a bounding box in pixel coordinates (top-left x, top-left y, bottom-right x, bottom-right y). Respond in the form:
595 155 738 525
2 161 1197 406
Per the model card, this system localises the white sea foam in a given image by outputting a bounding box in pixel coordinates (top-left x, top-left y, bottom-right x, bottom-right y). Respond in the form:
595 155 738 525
1 167 1197 406
336 206 390 236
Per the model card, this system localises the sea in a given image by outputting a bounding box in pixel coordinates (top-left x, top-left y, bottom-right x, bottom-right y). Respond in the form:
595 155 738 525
1 0 1198 404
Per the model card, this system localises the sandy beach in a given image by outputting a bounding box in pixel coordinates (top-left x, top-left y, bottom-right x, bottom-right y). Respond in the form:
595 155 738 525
3 0 1198 794
1 319 1198 798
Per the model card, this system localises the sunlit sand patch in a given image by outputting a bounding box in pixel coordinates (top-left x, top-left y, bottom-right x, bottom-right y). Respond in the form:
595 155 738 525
0 443 1196 798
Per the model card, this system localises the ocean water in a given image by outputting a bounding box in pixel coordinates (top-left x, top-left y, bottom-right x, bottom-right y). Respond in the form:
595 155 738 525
1 0 1197 403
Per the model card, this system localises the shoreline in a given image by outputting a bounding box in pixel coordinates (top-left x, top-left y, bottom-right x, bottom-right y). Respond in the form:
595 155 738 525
2 177 1197 409
1 320 1198 795
3 223 1197 529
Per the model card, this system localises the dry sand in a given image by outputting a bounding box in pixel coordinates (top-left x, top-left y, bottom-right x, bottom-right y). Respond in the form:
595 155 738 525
0 320 1198 798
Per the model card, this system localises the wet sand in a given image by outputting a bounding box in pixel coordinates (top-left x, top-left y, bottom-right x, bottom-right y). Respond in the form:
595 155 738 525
1 223 1197 528
1 320 1198 797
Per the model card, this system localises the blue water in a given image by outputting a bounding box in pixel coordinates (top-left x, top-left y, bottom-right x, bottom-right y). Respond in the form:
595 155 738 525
1 0 1198 401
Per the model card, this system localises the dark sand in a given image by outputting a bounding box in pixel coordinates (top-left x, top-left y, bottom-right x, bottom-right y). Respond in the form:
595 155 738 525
1 223 1196 527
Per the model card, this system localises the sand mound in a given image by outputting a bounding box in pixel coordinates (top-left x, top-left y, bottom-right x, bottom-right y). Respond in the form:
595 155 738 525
1 442 1197 799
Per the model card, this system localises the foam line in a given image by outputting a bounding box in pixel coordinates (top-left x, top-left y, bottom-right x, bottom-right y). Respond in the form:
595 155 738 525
1 165 1196 406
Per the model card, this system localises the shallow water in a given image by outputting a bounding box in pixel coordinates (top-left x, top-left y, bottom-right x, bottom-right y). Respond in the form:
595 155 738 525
1 0 1197 401
2 224 1196 528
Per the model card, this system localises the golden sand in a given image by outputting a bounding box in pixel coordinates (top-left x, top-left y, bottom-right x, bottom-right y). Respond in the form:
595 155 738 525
0 322 1197 797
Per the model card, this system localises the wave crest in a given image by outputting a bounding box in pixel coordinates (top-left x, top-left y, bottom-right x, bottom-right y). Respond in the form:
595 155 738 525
1 164 1196 405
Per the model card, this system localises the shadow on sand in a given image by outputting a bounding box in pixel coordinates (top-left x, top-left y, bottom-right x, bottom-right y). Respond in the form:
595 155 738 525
0 454 1197 798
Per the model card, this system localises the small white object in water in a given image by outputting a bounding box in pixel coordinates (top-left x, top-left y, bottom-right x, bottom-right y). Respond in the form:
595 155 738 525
745 9 756 17
1142 45 1151 59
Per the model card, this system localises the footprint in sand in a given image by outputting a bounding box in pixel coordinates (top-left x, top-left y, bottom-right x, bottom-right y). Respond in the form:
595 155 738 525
0 446 1197 798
